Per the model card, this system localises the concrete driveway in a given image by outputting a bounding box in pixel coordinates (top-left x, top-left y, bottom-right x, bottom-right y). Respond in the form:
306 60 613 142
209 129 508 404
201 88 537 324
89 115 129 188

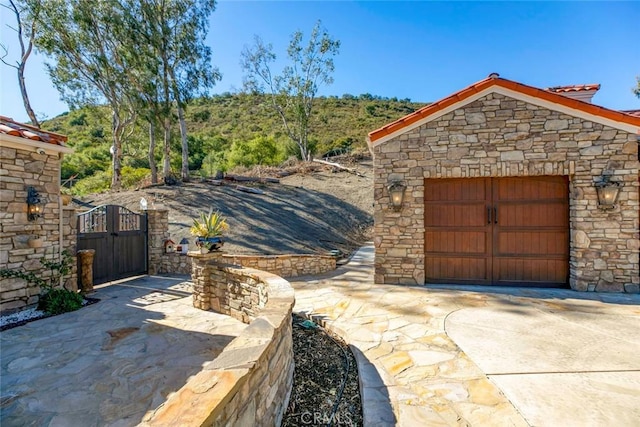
444 286 640 426
291 245 640 426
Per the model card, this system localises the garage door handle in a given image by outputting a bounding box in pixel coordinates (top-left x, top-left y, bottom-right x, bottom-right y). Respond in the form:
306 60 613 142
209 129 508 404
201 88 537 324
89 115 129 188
487 207 491 224
494 207 498 224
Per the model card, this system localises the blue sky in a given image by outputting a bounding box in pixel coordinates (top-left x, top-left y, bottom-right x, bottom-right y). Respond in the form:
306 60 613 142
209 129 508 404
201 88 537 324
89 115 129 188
1 1 638 123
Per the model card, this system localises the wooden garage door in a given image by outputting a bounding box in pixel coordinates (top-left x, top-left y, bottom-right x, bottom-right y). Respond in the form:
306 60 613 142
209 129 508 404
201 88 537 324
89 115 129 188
424 176 569 287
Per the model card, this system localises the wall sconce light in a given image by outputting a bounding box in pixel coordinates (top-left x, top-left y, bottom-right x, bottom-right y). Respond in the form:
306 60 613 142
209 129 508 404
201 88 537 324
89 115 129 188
26 186 43 221
594 175 622 210
387 181 407 211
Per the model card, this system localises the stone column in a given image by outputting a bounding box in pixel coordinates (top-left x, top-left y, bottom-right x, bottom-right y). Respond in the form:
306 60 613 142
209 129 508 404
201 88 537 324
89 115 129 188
146 208 170 275
77 249 96 293
188 251 225 311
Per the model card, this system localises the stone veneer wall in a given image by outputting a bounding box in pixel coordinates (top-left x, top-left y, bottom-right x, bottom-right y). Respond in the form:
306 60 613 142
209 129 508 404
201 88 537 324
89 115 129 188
373 92 639 292
61 207 78 291
160 251 336 278
0 146 78 313
146 208 336 278
141 252 295 426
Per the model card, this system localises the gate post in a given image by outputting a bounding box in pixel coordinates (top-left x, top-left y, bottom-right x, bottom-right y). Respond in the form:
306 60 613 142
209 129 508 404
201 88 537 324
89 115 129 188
146 208 170 275
77 249 96 293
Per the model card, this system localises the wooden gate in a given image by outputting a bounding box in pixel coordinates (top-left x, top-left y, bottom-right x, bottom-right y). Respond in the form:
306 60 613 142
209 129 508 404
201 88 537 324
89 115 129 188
77 205 148 284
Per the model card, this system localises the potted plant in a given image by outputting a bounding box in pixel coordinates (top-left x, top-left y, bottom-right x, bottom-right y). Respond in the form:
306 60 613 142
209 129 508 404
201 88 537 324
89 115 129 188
189 208 229 253
60 175 76 206
60 187 72 206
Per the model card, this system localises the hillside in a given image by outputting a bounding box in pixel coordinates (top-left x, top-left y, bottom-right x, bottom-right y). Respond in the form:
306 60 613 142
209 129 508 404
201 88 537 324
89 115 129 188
78 156 374 257
42 93 426 187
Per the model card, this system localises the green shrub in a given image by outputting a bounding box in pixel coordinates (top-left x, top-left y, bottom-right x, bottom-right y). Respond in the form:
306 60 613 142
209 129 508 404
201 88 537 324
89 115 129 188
38 288 83 315
71 167 149 195
69 113 87 126
284 139 317 160
72 171 111 195
228 136 285 168
121 166 150 188
200 150 228 177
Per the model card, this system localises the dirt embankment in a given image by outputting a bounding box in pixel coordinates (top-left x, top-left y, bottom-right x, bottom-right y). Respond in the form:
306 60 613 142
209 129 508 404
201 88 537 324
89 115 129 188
77 159 373 257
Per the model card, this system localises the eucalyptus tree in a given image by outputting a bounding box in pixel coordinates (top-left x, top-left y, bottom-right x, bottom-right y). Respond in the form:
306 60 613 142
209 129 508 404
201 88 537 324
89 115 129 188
124 0 220 183
0 0 42 127
241 21 340 161
37 0 135 189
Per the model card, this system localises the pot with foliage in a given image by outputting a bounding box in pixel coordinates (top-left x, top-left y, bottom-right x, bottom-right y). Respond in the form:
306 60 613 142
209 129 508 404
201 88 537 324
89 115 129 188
189 208 228 253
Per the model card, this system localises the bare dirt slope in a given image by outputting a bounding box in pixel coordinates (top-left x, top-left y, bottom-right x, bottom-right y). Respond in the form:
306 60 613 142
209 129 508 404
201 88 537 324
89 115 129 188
77 159 373 257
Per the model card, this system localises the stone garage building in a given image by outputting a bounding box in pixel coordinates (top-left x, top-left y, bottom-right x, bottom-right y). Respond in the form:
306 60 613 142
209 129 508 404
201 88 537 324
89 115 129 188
368 75 639 292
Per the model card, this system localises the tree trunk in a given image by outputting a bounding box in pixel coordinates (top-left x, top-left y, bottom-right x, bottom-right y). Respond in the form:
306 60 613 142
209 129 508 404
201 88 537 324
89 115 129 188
17 62 39 128
148 121 158 184
111 111 122 190
163 117 171 181
177 103 189 182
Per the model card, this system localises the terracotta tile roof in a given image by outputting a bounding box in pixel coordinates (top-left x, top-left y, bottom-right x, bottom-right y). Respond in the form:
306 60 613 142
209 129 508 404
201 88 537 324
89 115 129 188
0 115 68 145
546 83 601 93
621 109 640 118
368 75 640 143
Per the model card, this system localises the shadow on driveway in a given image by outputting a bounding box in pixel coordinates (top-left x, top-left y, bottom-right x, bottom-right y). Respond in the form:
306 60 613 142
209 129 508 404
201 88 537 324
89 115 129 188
0 275 246 427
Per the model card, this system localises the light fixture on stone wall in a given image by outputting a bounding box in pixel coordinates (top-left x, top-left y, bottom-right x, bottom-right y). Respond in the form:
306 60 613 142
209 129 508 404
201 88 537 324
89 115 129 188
387 181 407 211
26 186 43 221
595 175 622 210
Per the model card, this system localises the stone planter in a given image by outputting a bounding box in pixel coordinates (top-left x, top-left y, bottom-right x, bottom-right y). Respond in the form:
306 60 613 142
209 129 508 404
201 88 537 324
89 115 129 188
27 237 43 248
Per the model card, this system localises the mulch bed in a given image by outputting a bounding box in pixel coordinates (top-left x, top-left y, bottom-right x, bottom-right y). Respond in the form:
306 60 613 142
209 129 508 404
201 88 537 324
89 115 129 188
283 314 363 426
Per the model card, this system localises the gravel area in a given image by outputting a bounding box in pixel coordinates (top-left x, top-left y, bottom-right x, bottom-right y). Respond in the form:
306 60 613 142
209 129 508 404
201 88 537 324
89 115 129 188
0 307 45 330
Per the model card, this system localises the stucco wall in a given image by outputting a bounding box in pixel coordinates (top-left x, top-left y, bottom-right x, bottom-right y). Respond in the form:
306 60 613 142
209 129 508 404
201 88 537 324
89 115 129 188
373 92 639 292
0 145 77 313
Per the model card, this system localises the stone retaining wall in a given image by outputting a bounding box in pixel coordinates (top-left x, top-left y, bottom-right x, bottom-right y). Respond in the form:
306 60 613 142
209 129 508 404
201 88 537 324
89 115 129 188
141 252 295 426
159 250 336 278
146 207 336 278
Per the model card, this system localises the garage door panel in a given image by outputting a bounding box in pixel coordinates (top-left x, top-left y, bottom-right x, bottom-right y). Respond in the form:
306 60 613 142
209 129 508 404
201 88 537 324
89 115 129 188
497 202 569 227
494 258 568 285
496 231 569 256
425 178 489 202
425 256 490 283
425 231 488 254
425 204 488 227
494 176 568 201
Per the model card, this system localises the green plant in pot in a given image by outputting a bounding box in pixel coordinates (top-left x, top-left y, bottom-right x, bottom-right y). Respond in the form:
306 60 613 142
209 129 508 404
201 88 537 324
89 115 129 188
189 208 229 253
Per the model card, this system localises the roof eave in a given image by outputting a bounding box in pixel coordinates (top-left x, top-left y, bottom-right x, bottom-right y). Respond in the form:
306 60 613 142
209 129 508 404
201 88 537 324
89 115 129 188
0 134 74 155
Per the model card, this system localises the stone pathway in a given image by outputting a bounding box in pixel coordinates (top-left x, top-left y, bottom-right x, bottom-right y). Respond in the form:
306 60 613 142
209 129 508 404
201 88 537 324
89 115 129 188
290 245 640 426
0 276 246 427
